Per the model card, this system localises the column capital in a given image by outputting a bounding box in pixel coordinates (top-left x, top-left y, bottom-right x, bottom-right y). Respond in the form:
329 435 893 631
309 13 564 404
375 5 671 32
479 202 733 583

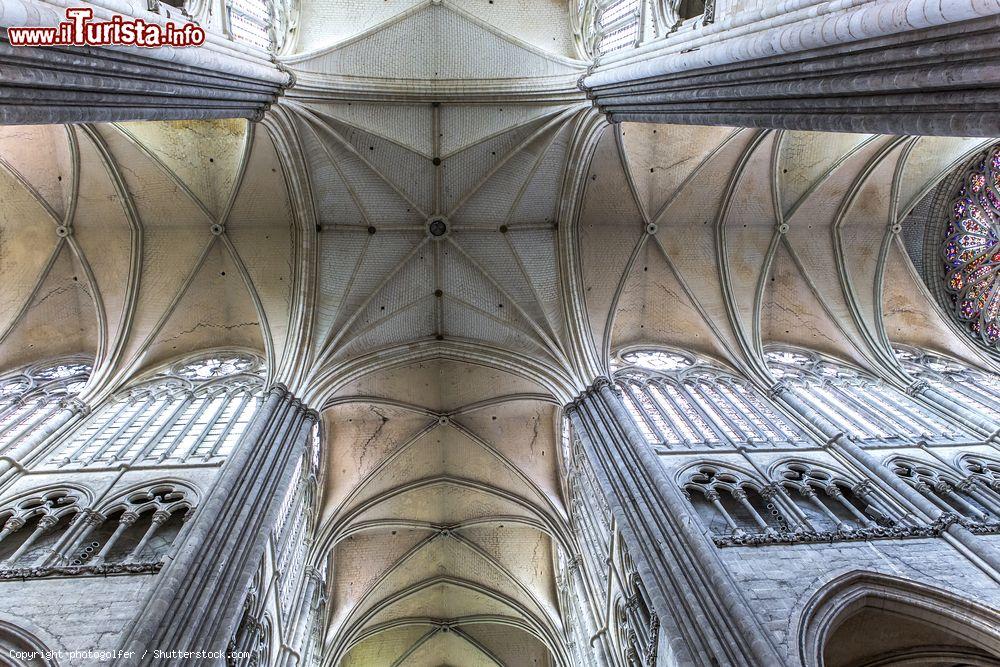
82 509 106 526
37 515 60 531
151 510 172 525
906 378 930 397
59 397 90 415
2 517 25 533
769 380 791 399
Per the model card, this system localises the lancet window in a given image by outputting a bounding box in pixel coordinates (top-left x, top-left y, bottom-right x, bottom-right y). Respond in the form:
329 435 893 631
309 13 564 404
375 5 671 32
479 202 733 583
0 357 91 456
48 352 265 468
614 348 807 449
895 346 1000 423
765 348 965 444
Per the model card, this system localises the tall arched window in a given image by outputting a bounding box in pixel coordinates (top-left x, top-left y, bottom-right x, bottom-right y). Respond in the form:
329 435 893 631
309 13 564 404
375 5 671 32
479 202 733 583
227 0 273 49
895 345 1000 423
47 352 265 468
614 349 807 449
596 0 642 54
0 357 91 455
765 348 966 444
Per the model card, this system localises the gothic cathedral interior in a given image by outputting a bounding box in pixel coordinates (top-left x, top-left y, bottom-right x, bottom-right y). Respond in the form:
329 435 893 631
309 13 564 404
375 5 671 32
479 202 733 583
0 0 999 665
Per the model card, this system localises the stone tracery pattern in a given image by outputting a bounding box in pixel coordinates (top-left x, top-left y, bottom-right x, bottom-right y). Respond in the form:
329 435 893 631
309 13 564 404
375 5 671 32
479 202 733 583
46 352 265 468
0 357 91 456
615 348 807 449
0 484 193 574
765 348 965 444
943 145 1000 348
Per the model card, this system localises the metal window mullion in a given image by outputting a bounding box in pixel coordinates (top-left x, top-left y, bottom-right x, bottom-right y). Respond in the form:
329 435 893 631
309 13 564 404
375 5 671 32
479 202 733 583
717 382 774 441
188 392 237 458
679 381 731 446
697 383 753 445
637 380 684 446
841 385 909 437
647 382 695 446
205 392 253 459
807 384 874 439
743 385 802 440
109 397 175 464
722 382 785 443
620 381 668 444
0 398 58 448
943 371 1000 412
129 394 193 464
159 395 215 462
829 384 898 438
653 380 705 445
894 386 964 438
60 401 130 462
0 397 39 441
0 396 27 427
865 385 943 437
80 399 149 463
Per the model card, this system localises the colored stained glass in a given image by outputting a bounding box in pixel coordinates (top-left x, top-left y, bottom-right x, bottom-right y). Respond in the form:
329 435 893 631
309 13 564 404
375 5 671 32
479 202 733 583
943 145 1000 347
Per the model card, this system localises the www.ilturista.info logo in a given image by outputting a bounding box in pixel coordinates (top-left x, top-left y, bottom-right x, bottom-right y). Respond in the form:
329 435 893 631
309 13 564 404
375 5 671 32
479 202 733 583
7 8 206 47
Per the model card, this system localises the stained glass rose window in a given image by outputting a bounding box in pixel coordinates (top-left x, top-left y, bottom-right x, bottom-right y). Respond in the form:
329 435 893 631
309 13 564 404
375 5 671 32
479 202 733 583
943 145 1000 346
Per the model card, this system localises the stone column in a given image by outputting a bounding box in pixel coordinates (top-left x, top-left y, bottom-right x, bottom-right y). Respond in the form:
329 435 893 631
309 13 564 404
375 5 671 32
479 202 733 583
772 383 1000 578
280 566 323 667
568 378 786 667
114 384 317 664
580 2 1000 137
907 379 1000 437
567 556 610 667
0 0 292 124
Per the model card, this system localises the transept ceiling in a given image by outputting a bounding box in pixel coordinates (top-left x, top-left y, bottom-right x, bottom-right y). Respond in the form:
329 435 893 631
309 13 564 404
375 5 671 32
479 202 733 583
0 2 996 665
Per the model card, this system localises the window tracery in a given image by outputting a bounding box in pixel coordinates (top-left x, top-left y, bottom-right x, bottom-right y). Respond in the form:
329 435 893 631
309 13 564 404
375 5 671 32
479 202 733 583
77 484 193 568
890 456 1000 527
961 454 1000 491
0 484 192 576
941 144 1000 348
681 460 948 547
765 348 965 444
774 461 899 532
0 357 91 456
614 348 806 449
0 489 81 568
894 346 1000 423
574 0 712 57
48 352 265 468
227 0 274 50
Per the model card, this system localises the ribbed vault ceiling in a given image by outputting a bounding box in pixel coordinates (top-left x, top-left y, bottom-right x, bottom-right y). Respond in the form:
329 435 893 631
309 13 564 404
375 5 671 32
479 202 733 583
0 120 295 403
577 123 998 382
1 3 997 666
